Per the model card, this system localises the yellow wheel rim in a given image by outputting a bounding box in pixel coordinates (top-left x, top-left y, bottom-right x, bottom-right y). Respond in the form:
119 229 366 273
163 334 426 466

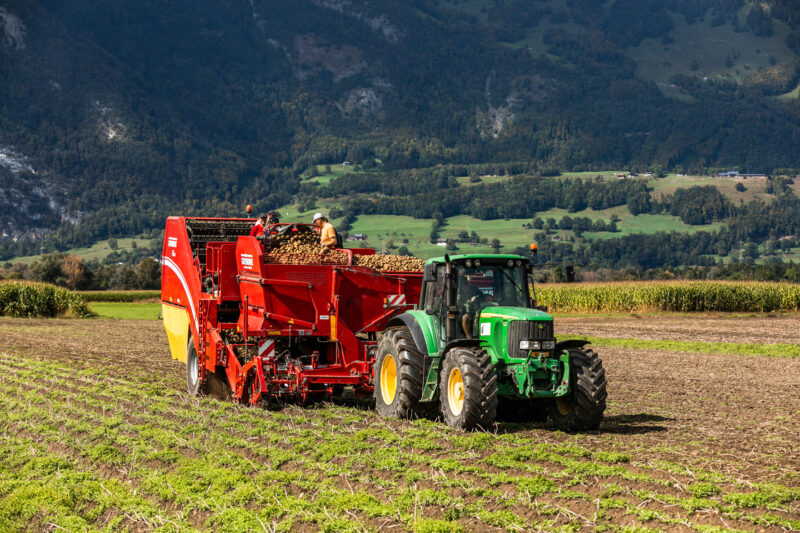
447 368 465 416
556 398 572 416
380 354 397 404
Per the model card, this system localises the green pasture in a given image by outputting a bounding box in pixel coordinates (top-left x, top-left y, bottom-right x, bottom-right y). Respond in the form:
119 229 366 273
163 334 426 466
652 174 773 203
302 163 381 186
9 237 157 265
88 302 161 320
534 206 722 239
630 6 796 87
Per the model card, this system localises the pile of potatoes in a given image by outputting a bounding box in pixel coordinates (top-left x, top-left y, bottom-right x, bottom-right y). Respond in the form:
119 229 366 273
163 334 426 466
267 230 345 264
268 227 424 272
353 254 424 272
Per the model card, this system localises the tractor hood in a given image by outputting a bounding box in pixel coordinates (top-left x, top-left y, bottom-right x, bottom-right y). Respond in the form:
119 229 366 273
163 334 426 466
479 307 552 322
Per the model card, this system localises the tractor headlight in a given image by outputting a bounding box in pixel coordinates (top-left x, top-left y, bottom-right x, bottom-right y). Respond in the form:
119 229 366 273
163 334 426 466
520 340 555 351
520 340 541 350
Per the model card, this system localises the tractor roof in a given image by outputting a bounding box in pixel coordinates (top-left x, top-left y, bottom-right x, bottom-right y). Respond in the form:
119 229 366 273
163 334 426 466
426 254 528 264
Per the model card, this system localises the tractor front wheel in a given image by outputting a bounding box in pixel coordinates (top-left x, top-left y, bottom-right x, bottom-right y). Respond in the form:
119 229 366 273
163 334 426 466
548 348 607 431
374 328 431 419
439 347 498 430
186 335 210 396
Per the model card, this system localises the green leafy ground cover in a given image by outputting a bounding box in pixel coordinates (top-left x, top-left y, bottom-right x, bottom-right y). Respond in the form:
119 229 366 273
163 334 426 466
0 316 798 531
88 302 161 320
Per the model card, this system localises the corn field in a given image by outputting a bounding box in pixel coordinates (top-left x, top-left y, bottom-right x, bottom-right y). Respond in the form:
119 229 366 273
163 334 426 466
0 281 90 318
536 281 800 313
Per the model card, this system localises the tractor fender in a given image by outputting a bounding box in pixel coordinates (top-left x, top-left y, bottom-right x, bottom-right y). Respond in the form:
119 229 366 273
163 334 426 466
442 339 483 358
386 314 430 357
556 339 591 353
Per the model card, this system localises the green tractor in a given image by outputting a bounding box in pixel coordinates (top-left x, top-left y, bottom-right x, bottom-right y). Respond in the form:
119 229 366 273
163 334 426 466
375 254 607 431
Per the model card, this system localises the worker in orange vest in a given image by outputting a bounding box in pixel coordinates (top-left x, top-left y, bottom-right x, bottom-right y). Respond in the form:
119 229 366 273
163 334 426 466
312 212 340 249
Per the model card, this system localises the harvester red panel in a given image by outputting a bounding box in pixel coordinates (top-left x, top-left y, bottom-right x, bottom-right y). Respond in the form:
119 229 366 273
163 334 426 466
161 217 422 405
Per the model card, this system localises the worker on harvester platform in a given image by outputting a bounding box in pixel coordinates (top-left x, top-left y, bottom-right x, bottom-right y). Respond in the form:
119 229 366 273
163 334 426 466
312 212 340 249
249 213 268 237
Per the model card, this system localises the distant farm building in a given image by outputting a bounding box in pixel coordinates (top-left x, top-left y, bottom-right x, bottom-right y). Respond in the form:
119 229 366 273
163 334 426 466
716 171 767 179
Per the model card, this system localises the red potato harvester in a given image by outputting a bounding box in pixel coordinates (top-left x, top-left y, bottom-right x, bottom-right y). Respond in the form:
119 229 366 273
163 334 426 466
161 217 422 404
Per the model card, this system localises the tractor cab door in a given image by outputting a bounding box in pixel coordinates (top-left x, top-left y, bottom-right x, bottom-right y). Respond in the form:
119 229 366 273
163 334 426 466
421 264 447 342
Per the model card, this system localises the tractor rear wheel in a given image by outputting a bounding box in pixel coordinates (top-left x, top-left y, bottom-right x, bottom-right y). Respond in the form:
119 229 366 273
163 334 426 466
186 335 210 396
374 328 431 419
439 347 498 430
548 348 607 431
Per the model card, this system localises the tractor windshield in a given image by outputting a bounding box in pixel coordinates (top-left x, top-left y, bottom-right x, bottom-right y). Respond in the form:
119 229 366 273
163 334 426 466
456 263 529 310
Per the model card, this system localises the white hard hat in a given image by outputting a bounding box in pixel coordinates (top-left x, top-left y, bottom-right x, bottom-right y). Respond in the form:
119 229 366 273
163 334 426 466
312 212 325 223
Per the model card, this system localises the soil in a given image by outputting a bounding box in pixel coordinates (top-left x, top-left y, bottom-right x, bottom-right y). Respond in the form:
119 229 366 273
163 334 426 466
555 312 800 344
1 314 799 531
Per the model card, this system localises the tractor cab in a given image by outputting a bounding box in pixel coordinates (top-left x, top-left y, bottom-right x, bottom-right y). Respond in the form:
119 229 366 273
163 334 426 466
421 254 549 339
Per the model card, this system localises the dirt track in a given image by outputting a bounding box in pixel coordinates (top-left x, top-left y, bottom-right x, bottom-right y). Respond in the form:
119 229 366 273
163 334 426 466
1 314 799 531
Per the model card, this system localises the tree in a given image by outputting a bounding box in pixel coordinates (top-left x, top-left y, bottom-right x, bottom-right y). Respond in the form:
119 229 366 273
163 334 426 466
491 238 501 252
108 238 118 251
62 255 90 290
627 191 652 215
735 182 746 192
31 253 65 285
135 259 161 289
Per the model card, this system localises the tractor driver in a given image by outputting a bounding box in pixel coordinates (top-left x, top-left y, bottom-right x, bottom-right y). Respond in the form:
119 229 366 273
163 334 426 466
312 212 339 249
457 270 490 338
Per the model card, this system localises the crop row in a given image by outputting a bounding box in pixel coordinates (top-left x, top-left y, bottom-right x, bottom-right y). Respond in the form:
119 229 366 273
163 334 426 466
536 281 800 313
0 281 89 318
0 351 798 532
76 290 160 302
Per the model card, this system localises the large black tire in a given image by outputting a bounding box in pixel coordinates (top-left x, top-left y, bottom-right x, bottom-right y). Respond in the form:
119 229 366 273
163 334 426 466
548 348 607 431
374 328 432 419
439 347 498 431
186 335 210 396
496 398 551 423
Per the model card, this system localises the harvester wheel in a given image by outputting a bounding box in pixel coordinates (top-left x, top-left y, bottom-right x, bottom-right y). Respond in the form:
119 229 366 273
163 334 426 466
439 347 498 431
548 348 607 431
374 328 431 419
186 335 210 396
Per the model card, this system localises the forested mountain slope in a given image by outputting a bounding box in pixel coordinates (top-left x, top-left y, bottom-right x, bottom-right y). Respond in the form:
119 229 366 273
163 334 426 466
1 0 799 259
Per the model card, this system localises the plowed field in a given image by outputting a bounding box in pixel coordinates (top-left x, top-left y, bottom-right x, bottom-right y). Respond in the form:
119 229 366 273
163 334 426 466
1 315 799 532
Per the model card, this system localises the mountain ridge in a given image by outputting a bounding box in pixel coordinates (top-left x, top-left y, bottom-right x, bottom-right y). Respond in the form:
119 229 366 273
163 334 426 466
1 0 799 260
